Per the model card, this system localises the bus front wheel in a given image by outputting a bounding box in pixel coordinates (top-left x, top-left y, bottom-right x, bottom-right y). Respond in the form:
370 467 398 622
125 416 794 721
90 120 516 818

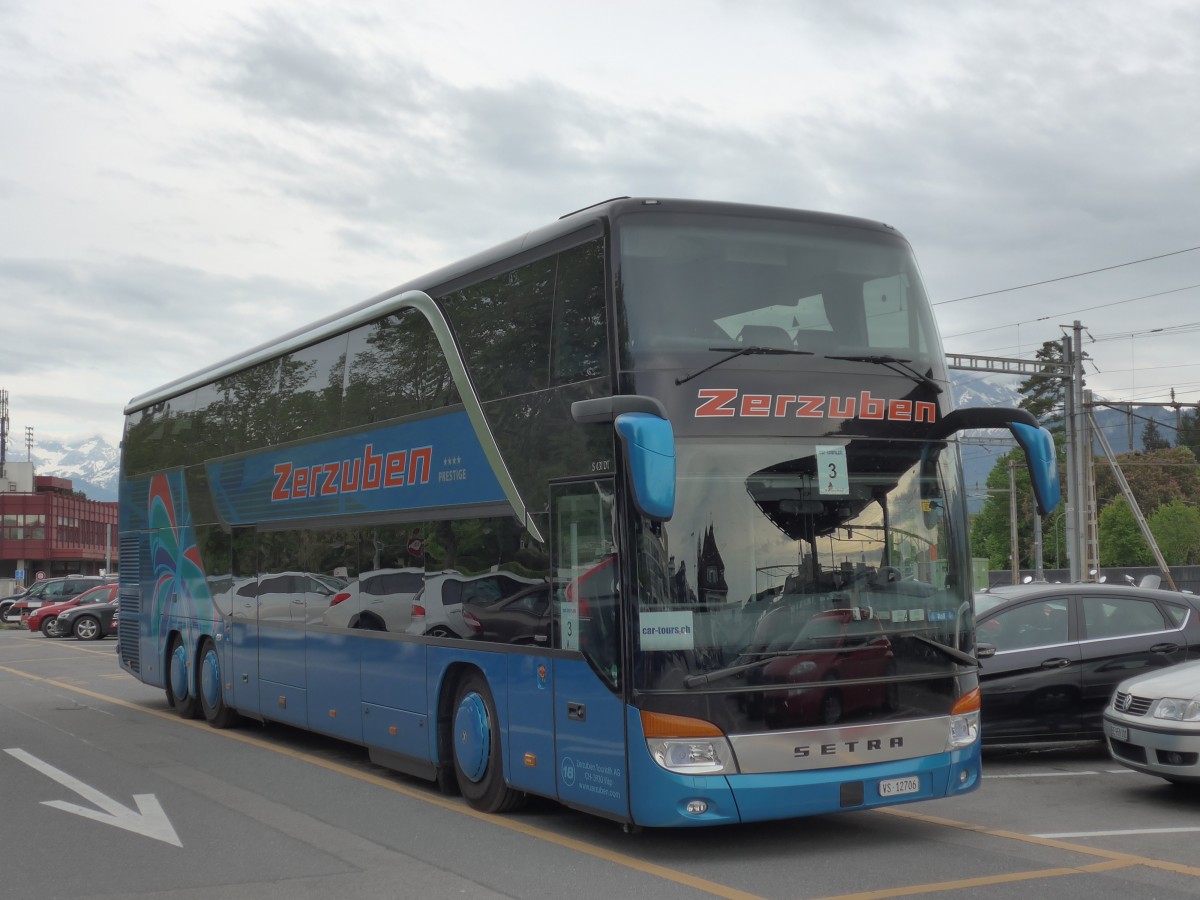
450 672 526 814
166 634 200 719
198 637 239 729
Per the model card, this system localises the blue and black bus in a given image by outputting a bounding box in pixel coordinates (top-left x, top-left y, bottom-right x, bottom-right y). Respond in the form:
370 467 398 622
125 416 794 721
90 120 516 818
117 197 1058 827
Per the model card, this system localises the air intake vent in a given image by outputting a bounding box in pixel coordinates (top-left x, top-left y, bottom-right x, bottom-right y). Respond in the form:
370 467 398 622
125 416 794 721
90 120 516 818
117 535 141 673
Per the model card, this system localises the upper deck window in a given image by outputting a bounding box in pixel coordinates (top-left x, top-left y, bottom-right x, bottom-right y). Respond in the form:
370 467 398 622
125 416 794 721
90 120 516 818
616 214 940 365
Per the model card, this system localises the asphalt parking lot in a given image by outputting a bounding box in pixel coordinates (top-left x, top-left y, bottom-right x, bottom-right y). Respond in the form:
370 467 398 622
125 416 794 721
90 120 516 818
1 623 1197 899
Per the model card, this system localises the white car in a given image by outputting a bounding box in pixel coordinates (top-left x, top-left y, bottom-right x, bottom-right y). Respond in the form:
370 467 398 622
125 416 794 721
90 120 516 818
1104 659 1200 786
407 570 541 638
323 567 425 632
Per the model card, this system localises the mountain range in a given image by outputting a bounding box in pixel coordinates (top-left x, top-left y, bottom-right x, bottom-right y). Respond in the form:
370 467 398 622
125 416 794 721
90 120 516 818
15 372 1165 505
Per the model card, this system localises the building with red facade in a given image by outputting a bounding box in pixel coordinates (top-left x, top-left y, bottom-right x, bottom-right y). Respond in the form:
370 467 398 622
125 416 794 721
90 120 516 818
0 461 117 591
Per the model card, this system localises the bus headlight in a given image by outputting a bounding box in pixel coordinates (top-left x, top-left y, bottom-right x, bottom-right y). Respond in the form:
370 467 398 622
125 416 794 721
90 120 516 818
948 711 979 748
948 688 980 749
641 710 738 775
647 738 734 775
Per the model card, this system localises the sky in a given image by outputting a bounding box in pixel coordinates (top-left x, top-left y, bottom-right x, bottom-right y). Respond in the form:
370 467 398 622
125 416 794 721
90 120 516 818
2 0 1199 452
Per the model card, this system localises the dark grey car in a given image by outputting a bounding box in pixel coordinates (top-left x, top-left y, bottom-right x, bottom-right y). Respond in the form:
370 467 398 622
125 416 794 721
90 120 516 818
976 582 1200 743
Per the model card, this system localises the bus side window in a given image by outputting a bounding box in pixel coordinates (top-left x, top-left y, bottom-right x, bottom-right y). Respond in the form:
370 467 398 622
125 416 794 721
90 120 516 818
553 479 620 688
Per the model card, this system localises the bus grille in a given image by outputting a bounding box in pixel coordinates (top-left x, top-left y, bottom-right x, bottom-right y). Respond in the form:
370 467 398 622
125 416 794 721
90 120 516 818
118 535 141 673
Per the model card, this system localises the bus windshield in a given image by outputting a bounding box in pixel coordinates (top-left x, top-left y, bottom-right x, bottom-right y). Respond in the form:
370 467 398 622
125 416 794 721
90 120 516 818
618 213 941 364
632 437 971 724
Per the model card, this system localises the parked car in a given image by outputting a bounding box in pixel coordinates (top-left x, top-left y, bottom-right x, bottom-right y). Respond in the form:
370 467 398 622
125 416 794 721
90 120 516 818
1104 659 1200 785
975 582 1200 743
1 575 112 623
56 596 119 640
23 583 119 637
323 567 425 632
407 570 541 638
462 582 554 645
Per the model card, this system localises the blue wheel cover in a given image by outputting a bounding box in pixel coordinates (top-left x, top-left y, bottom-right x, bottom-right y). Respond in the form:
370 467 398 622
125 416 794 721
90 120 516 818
170 643 190 700
201 647 221 709
453 691 491 783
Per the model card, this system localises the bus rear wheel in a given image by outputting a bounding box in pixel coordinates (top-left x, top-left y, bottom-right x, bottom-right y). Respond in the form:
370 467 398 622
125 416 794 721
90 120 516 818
198 638 238 728
451 672 526 814
166 634 200 719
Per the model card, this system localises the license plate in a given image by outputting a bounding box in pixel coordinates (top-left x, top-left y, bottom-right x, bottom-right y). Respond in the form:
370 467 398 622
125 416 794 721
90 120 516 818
1106 722 1129 742
878 776 920 797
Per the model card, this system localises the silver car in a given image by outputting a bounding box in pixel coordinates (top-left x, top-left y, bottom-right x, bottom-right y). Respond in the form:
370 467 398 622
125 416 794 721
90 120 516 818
1104 659 1200 786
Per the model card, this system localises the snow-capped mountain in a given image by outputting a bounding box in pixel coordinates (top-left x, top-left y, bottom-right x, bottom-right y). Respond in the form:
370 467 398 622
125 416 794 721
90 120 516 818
22 434 119 501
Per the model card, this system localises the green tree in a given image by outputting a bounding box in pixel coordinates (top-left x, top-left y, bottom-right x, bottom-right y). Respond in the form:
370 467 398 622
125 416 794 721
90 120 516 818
1178 409 1200 459
1098 498 1153 566
969 434 1067 570
1017 340 1070 422
1148 500 1200 565
1094 445 1200 517
1141 417 1171 451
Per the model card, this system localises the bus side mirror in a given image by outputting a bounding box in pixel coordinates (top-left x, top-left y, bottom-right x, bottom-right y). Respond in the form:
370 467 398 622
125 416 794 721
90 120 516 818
932 407 1061 518
1008 421 1060 517
614 413 676 521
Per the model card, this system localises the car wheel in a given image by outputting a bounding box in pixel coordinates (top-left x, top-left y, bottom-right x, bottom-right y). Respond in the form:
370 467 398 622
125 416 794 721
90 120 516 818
451 671 526 814
166 634 200 719
427 625 456 638
73 616 102 641
197 638 238 728
1 604 19 624
40 618 61 638
820 678 843 725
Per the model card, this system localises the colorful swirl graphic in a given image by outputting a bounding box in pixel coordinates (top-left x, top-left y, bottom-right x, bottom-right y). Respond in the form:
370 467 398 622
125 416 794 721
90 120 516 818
148 474 216 648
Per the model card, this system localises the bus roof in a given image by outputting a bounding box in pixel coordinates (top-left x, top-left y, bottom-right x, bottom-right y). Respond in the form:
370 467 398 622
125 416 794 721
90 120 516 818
125 198 902 414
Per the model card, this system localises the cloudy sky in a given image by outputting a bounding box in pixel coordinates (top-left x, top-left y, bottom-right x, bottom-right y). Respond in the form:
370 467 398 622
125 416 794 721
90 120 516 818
3 0 1198 451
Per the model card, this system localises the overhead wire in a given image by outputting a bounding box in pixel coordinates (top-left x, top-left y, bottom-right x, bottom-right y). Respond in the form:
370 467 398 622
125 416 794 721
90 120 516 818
933 244 1200 306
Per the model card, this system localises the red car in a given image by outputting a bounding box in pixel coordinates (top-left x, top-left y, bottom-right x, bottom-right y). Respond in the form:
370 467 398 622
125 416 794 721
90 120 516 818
751 607 896 727
22 583 119 638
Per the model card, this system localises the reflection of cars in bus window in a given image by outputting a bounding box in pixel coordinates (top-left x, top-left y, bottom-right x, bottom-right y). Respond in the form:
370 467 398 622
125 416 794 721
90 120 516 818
749 608 895 728
463 583 553 645
323 567 424 632
408 570 541 638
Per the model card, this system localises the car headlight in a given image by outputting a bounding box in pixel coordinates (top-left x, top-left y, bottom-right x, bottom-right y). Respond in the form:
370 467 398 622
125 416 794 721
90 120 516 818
1154 698 1200 722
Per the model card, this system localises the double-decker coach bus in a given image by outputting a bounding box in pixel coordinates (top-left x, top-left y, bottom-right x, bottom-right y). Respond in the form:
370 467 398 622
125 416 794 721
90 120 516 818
118 198 1058 827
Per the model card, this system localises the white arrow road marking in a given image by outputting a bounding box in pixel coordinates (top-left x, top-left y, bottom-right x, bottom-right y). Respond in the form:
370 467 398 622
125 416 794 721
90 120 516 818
5 748 182 847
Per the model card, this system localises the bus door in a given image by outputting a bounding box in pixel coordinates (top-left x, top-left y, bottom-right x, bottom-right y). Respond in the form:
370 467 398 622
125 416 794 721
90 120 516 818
551 479 630 820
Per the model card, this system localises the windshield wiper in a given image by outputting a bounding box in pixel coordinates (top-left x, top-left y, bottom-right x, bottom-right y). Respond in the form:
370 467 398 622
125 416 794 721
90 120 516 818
910 633 980 668
825 354 943 394
675 346 814 386
683 653 792 688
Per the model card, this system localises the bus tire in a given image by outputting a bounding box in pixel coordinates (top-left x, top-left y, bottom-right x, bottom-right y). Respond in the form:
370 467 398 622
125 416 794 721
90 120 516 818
198 637 239 729
450 672 526 814
166 634 200 719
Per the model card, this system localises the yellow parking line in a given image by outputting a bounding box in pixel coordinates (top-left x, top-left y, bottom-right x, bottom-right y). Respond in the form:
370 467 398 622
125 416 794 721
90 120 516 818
812 858 1140 900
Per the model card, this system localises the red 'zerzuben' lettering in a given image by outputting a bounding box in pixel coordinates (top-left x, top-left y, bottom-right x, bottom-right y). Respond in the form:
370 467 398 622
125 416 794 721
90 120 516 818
695 388 739 417
694 389 936 423
270 444 435 504
272 463 293 501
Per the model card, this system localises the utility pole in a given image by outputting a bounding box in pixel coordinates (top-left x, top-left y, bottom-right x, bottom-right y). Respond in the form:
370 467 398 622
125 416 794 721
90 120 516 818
1062 321 1095 581
1009 458 1019 585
